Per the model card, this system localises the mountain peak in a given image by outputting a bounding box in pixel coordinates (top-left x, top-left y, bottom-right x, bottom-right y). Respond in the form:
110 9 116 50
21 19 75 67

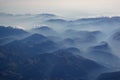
21 33 48 43
34 26 52 31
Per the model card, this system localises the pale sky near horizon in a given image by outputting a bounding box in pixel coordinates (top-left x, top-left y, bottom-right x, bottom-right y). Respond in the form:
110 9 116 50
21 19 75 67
0 0 120 18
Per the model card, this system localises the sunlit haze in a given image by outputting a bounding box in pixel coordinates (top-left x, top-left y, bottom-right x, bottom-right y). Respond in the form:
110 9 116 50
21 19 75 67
0 0 120 18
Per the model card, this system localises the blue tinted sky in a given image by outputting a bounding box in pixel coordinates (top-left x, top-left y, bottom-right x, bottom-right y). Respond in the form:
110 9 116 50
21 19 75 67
0 0 120 18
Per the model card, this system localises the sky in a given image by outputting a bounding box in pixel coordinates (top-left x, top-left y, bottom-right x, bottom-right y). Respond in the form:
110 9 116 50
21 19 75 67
0 0 120 18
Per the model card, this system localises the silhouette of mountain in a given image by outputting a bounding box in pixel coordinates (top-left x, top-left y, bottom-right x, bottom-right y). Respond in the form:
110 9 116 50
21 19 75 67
0 26 29 45
0 26 28 38
34 26 52 30
74 17 120 24
21 33 48 44
47 19 68 24
0 13 14 17
0 34 58 58
64 30 103 44
35 13 57 17
112 31 120 41
32 26 57 36
87 42 120 69
89 42 111 53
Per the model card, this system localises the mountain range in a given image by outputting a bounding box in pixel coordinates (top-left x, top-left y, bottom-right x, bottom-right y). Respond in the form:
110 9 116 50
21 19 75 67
0 13 120 80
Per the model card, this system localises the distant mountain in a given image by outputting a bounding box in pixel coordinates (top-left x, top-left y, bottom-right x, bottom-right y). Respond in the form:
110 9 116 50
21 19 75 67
69 17 120 32
21 33 48 44
73 17 120 24
34 26 52 30
32 26 57 36
0 26 29 45
111 30 120 41
86 42 120 69
0 26 28 38
88 42 111 53
59 30 104 50
62 38 75 45
0 34 58 58
0 13 14 17
0 13 57 18
0 13 120 30
65 29 102 38
96 71 120 80
35 13 57 18
47 19 67 22
64 30 103 43
46 19 68 25
109 30 120 56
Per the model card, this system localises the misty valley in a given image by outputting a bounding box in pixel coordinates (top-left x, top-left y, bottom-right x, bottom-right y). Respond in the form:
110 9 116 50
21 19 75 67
0 13 120 80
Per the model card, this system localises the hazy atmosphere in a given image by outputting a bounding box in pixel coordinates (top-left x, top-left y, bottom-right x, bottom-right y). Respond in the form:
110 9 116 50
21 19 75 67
0 0 120 18
0 0 120 80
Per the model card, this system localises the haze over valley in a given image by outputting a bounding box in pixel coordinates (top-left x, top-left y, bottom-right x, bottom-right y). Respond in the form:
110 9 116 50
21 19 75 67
0 0 120 80
0 13 120 80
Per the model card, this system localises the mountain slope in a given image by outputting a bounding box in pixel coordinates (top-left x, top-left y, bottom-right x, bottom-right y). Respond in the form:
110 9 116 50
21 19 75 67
96 71 120 80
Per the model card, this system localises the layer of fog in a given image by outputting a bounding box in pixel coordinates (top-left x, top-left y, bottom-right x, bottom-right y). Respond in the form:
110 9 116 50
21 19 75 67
0 13 120 73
